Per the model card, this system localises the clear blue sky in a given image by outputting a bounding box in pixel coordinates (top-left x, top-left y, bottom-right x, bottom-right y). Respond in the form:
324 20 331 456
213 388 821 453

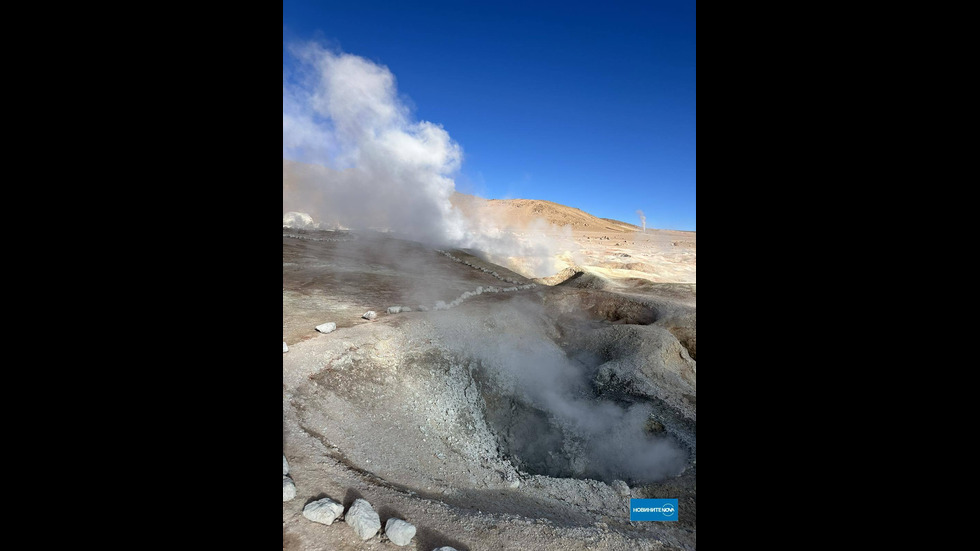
283 1 696 232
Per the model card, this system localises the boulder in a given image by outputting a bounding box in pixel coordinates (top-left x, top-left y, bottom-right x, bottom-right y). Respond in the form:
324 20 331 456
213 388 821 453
384 518 416 546
303 498 345 526
345 499 381 540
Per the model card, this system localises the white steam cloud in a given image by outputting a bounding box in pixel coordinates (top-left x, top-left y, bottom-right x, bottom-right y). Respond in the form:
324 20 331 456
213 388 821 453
636 210 647 233
282 42 574 278
283 43 465 244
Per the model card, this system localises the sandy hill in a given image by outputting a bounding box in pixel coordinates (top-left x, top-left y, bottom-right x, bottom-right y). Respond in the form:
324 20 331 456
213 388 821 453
285 159 642 233
451 193 640 233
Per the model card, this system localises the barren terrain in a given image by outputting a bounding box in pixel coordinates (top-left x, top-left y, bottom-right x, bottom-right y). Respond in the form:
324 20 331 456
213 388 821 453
452 192 696 287
283 202 696 550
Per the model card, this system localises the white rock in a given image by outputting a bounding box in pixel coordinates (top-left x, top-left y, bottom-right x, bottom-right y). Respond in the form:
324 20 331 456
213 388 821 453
283 342 288 353
386 306 402 314
362 311 377 321
315 322 337 334
283 476 296 502
303 498 345 525
283 455 289 475
345 499 381 541
384 518 416 546
283 212 316 229
433 548 459 551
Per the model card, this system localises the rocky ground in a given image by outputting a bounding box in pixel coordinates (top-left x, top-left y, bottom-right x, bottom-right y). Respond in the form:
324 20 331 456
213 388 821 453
283 228 696 550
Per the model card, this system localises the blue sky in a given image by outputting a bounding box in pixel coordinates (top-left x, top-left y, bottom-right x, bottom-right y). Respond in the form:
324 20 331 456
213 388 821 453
283 1 696 232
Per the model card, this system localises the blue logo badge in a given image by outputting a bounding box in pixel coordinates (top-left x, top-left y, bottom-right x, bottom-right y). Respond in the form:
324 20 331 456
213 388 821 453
630 499 679 522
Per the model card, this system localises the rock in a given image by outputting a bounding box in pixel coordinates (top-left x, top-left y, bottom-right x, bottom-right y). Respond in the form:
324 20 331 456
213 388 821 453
384 518 416 546
345 499 381 540
611 480 630 497
283 455 289 475
283 476 296 502
283 212 316 229
283 342 288 353
315 322 337 334
303 498 345 526
386 306 402 314
362 311 378 321
433 548 459 551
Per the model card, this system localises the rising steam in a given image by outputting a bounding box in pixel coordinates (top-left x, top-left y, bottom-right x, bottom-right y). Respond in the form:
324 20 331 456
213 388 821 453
432 298 688 484
636 210 647 233
283 42 465 245
282 42 574 278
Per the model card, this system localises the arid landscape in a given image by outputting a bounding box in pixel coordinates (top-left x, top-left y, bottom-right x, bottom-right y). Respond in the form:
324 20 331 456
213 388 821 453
283 173 696 550
283 4 695 545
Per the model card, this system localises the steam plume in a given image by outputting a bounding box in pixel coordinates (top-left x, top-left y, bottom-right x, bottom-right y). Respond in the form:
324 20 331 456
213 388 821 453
432 299 687 484
637 210 647 233
283 43 464 245
282 42 573 277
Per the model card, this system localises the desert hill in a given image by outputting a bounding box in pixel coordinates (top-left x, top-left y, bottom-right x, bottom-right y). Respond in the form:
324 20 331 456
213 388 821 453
284 159 642 233
451 193 641 233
